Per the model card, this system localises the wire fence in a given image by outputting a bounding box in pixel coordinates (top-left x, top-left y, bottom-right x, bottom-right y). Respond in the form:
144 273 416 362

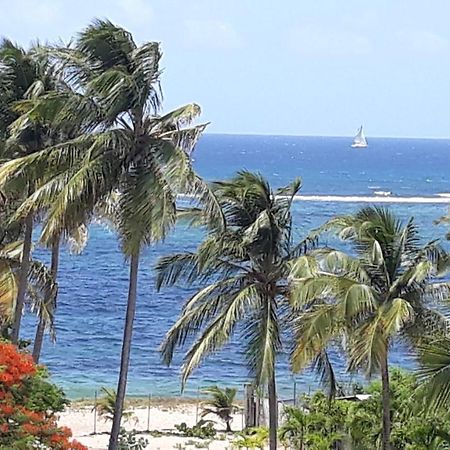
87 379 310 435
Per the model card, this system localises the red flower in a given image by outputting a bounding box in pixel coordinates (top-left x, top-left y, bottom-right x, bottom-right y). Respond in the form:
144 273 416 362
0 404 14 415
21 422 41 435
68 440 88 450
0 343 81 449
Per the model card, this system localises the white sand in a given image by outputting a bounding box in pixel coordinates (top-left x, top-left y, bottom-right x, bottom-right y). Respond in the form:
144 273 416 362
58 403 245 449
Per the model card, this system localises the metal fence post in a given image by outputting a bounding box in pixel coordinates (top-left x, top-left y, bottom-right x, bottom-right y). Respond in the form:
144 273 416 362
93 390 97 435
293 380 297 407
195 386 200 424
146 393 151 431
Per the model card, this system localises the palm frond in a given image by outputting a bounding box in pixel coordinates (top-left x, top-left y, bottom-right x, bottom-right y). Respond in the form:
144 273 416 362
418 338 450 410
179 283 258 389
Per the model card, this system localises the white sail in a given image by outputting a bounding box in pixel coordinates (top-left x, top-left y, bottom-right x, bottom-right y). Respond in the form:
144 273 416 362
351 126 368 148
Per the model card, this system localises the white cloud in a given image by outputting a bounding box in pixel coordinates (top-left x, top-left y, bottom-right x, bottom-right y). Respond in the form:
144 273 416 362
2 0 62 26
115 0 154 25
288 24 371 57
396 30 449 55
183 19 241 50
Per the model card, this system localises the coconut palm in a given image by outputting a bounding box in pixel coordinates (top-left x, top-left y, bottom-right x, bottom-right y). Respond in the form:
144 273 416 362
290 207 449 450
0 39 62 343
0 20 212 449
201 386 239 432
156 171 317 450
1 59 91 361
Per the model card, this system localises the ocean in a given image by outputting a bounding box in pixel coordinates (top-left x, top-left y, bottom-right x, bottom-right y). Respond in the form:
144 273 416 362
22 134 450 399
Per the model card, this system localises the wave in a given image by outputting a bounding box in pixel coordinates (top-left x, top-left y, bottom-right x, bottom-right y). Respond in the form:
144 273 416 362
179 193 450 205
290 195 450 204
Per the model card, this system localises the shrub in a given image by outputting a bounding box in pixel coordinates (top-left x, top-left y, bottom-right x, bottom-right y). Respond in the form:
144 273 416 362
0 342 87 450
279 369 450 450
233 427 268 449
175 420 216 439
200 386 239 432
93 387 135 423
118 428 148 450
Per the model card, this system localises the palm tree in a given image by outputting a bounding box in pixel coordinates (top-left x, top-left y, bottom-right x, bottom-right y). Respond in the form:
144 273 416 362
0 238 57 336
156 171 316 450
201 386 239 432
0 39 60 343
290 207 449 450
0 58 91 361
0 20 212 450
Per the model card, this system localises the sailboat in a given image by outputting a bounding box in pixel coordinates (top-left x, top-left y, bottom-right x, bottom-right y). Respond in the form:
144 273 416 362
351 125 368 148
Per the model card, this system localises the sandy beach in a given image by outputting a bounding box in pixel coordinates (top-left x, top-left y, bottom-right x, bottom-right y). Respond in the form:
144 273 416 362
58 400 245 450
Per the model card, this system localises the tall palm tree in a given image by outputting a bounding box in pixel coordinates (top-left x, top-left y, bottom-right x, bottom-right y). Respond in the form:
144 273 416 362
0 39 60 343
290 207 449 450
156 171 315 450
0 20 212 450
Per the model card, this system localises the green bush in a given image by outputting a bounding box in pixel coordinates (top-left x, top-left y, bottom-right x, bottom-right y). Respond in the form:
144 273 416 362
175 420 216 439
280 369 450 450
22 366 69 414
118 428 148 450
232 427 268 449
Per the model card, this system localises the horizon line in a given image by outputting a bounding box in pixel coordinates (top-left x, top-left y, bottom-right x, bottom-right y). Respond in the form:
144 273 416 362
202 131 450 141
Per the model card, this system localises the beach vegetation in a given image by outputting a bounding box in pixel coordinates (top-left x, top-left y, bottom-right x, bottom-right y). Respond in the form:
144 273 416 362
175 420 216 439
232 427 269 449
279 369 450 449
290 206 450 449
93 387 135 424
117 428 148 450
201 385 240 432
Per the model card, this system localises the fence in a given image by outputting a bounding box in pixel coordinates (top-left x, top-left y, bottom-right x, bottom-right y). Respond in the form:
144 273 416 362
87 380 308 434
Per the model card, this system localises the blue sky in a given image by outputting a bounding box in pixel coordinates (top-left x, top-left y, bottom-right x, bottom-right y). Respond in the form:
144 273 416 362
1 0 449 138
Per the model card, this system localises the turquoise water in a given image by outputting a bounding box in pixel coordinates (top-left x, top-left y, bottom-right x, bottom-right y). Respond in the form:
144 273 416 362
21 134 450 399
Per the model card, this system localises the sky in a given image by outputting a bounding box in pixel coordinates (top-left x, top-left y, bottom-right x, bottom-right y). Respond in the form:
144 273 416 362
1 0 450 138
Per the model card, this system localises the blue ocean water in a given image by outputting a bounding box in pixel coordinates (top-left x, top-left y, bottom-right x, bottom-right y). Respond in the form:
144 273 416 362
21 135 450 399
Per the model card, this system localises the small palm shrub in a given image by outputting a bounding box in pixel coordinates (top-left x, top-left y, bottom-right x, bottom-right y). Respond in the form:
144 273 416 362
93 387 135 423
201 386 240 432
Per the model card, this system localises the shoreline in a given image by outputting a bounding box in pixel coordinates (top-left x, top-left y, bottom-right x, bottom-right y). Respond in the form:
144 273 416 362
70 395 243 408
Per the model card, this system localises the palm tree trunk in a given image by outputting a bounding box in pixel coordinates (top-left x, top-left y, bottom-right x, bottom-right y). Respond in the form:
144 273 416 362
32 238 60 363
11 214 33 344
108 250 140 450
268 371 278 450
380 349 391 450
